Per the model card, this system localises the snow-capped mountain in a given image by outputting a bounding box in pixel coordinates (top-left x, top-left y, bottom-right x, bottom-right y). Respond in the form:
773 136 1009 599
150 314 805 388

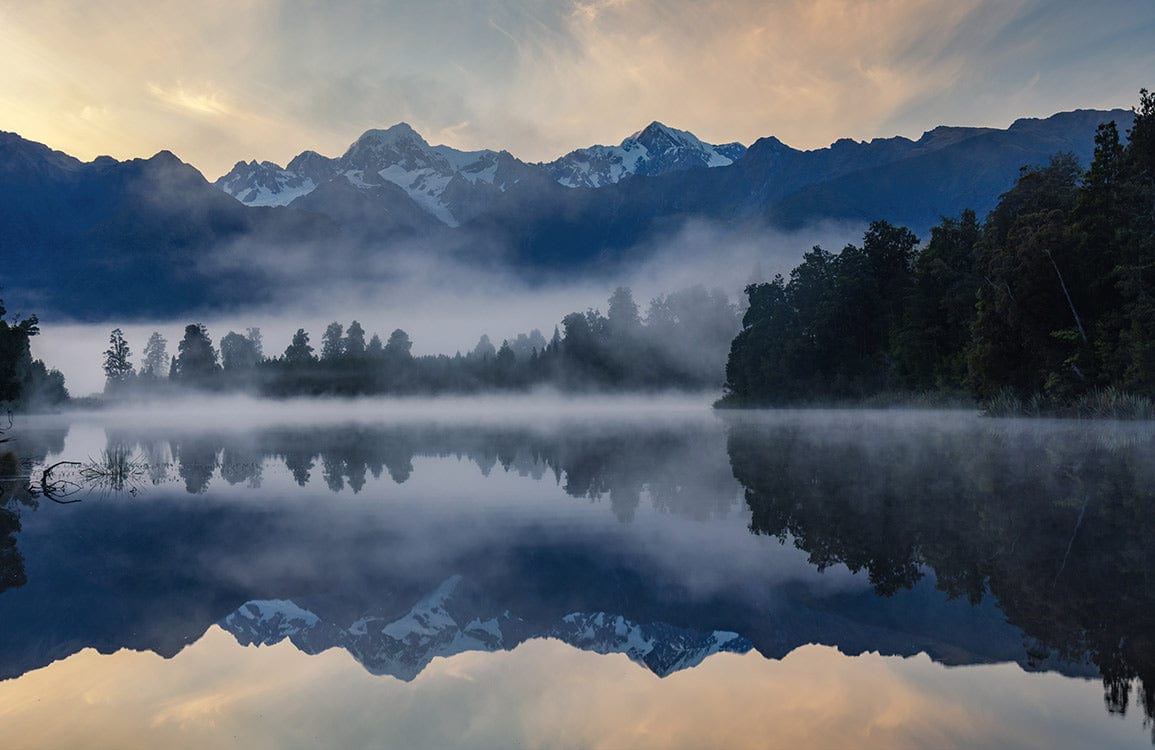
213 121 746 223
214 160 317 207
214 123 536 226
544 121 747 188
220 575 752 681
552 611 750 677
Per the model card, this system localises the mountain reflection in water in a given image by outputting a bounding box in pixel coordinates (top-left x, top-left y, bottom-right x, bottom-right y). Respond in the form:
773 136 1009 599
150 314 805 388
0 405 1152 747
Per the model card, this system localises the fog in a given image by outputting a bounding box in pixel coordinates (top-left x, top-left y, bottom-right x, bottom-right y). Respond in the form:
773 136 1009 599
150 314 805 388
31 218 863 396
55 391 721 429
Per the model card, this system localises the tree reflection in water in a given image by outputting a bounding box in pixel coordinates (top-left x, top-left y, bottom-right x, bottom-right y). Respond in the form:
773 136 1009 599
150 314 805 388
102 422 740 521
726 414 1155 735
0 423 68 594
4 412 1154 741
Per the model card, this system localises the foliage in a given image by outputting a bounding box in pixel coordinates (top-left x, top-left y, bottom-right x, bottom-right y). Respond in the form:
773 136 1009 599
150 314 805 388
723 89 1155 411
172 324 219 384
140 332 169 378
102 328 135 391
0 296 67 409
95 284 740 398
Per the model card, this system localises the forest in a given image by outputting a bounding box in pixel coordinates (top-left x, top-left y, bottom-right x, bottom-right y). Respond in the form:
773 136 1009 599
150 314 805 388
87 285 740 399
0 299 68 410
722 90 1155 413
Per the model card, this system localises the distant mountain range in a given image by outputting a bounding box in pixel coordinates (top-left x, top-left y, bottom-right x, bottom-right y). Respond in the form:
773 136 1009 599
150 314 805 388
222 576 752 681
0 107 1134 318
214 120 744 225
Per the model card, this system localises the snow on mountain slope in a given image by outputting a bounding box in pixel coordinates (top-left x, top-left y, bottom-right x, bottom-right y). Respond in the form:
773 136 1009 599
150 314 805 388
213 121 746 221
214 123 532 226
214 160 317 207
545 121 747 188
551 611 752 676
220 575 752 681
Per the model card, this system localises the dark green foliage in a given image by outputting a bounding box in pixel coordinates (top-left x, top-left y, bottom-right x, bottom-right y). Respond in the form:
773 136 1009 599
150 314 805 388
172 324 219 383
220 331 261 373
723 90 1155 408
344 321 366 358
102 328 134 391
283 329 315 364
896 209 981 389
97 283 740 398
217 328 261 388
724 221 921 403
385 329 413 360
968 154 1086 400
0 299 39 404
320 322 345 362
0 296 67 409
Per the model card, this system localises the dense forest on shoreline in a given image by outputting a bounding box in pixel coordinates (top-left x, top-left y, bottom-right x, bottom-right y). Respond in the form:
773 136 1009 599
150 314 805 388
0 300 68 411
86 284 740 400
723 90 1155 414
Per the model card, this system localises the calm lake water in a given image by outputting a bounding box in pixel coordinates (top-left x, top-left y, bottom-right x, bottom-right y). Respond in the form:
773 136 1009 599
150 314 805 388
1 397 1153 749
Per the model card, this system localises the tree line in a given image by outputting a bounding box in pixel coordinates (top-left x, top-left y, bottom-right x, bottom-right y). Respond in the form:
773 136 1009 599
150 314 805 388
99 285 740 397
723 89 1155 411
0 297 68 410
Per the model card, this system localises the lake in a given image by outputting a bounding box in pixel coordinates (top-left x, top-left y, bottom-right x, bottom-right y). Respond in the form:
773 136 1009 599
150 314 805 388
1 396 1152 749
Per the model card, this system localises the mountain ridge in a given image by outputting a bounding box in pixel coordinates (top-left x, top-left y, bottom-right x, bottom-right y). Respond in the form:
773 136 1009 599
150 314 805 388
0 106 1136 318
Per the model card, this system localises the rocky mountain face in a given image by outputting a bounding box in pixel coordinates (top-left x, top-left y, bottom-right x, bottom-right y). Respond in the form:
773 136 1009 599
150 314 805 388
544 121 746 188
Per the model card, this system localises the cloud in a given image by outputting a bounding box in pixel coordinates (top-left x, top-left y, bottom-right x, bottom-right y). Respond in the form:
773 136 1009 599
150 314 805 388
147 83 233 117
31 215 862 396
0 631 1145 749
1 1 1151 177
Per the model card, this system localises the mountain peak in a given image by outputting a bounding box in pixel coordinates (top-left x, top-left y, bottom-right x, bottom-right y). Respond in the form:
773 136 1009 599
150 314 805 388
629 121 698 150
635 120 675 137
546 122 746 188
354 122 427 147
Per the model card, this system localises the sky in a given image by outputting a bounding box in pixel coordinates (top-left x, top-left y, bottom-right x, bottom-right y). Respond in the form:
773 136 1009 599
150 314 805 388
0 632 1147 749
1 0 1152 180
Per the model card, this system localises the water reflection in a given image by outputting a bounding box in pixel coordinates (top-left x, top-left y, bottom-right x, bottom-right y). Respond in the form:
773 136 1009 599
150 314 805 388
0 423 68 594
727 411 1155 732
94 420 738 522
0 631 1145 750
0 407 1153 746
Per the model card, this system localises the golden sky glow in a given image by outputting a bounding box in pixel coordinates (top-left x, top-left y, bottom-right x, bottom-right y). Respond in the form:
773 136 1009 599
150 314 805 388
0 629 1146 749
0 1 1152 178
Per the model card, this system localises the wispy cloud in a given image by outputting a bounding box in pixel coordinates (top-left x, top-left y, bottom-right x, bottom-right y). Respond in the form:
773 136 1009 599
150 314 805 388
147 83 232 117
0 0 1151 177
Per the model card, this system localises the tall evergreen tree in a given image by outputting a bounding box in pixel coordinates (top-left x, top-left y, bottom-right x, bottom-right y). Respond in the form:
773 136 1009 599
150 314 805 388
141 332 168 378
102 328 134 388
385 329 413 360
173 324 219 382
284 329 315 364
969 154 1084 399
220 331 260 371
321 322 345 361
607 286 641 339
0 298 40 404
345 321 367 357
897 210 981 389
